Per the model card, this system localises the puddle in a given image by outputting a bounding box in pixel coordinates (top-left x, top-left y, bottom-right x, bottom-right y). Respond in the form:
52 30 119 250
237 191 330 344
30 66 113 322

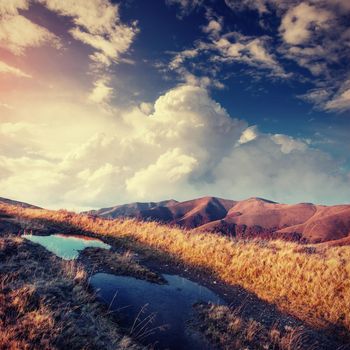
23 234 110 260
90 273 226 349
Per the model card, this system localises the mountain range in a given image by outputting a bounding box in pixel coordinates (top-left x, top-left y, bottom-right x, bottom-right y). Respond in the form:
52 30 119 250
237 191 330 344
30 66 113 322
88 196 350 244
2 195 350 245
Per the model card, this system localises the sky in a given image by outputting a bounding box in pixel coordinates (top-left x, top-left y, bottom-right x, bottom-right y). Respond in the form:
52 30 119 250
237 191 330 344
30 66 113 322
0 0 350 210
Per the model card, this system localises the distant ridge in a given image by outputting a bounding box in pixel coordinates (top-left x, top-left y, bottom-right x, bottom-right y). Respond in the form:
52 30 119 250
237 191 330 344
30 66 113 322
0 197 40 209
87 196 350 244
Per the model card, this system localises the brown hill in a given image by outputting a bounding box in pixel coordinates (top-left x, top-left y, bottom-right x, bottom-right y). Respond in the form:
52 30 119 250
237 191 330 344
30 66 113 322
89 197 236 228
277 205 350 243
89 197 350 244
90 199 178 219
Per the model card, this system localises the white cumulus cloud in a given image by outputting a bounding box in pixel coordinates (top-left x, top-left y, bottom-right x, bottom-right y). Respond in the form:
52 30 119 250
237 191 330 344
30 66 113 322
88 77 113 105
0 83 349 209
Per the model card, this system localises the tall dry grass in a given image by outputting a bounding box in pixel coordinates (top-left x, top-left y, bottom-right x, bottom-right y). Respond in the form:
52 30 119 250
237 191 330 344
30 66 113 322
2 203 350 333
194 302 320 350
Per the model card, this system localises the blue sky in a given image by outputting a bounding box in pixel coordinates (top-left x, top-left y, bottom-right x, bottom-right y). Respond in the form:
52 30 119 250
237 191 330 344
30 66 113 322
0 0 349 209
124 0 350 157
99 0 350 165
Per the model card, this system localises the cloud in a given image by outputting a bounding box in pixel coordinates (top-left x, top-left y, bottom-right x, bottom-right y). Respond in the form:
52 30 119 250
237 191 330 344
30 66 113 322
40 0 138 66
0 121 45 158
1 83 349 209
270 134 307 154
0 0 137 116
238 125 259 144
126 148 198 199
69 25 137 66
139 102 154 115
88 77 113 105
202 18 223 38
0 0 349 209
221 0 350 111
0 0 29 16
282 45 330 76
169 48 200 70
299 81 350 112
0 0 138 112
38 0 119 33
0 60 31 78
0 155 64 206
0 83 245 207
212 32 287 77
298 88 331 106
166 0 203 17
279 2 350 109
279 3 333 45
214 133 350 204
239 127 308 153
319 0 350 13
224 0 350 16
224 0 269 14
325 88 350 112
168 25 287 82
0 4 61 55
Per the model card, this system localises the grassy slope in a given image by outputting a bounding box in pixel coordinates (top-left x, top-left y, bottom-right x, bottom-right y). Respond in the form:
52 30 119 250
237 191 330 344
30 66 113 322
1 203 350 335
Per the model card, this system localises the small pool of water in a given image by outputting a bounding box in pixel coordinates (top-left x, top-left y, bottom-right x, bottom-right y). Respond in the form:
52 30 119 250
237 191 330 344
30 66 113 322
23 234 110 260
90 273 226 350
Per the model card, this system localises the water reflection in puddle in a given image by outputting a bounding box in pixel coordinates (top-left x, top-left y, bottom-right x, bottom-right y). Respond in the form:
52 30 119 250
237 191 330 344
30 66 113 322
90 273 226 350
23 234 110 260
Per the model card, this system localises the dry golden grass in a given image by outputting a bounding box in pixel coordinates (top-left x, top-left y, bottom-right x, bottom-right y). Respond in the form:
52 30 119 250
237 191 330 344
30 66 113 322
194 302 319 350
2 203 350 334
80 247 165 283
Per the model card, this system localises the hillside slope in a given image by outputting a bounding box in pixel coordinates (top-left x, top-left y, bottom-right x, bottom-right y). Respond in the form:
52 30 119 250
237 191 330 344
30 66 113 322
0 197 40 209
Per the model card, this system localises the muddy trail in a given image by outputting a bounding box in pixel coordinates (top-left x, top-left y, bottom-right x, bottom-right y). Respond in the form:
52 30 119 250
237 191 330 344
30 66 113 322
1 210 349 349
